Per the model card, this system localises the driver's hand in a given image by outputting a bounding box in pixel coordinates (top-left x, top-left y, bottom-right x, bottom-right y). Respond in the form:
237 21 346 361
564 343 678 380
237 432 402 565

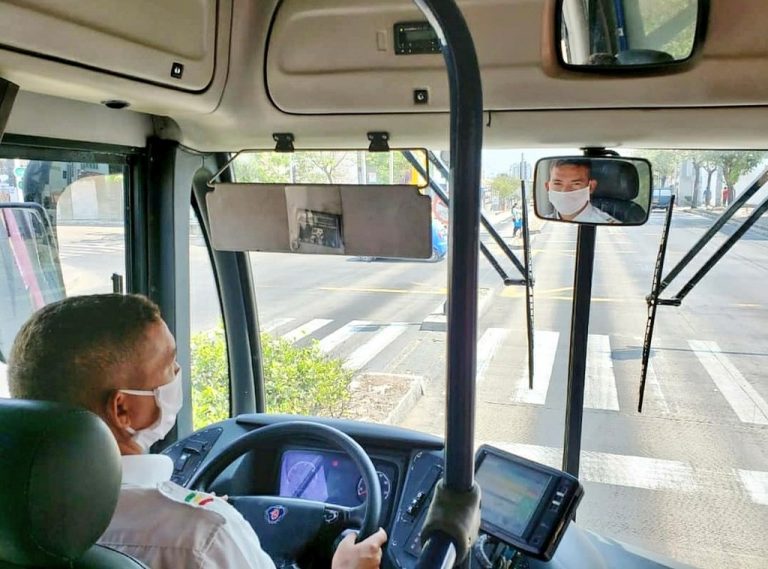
332 528 388 569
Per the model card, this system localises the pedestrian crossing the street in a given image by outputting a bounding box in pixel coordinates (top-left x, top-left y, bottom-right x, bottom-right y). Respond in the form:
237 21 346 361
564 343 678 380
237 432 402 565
262 316 768 427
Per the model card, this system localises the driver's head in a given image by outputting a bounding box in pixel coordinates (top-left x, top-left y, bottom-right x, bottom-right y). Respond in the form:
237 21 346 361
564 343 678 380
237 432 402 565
8 294 181 455
545 159 596 193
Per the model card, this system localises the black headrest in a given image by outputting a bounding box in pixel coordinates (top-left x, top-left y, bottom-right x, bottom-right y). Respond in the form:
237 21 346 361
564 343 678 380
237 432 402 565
0 399 121 566
590 160 640 201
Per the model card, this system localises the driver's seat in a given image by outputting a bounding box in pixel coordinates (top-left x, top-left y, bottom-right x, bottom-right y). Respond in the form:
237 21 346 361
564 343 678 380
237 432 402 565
0 399 148 568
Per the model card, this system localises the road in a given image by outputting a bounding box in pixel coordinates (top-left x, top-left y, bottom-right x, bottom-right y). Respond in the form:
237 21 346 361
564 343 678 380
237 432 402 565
401 212 768 569
5 212 767 568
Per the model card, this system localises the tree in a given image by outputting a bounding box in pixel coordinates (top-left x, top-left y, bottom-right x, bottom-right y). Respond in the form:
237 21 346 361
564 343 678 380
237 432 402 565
698 151 721 208
488 174 521 209
234 153 292 182
716 151 767 201
297 152 351 183
680 150 703 208
630 149 685 192
365 152 416 184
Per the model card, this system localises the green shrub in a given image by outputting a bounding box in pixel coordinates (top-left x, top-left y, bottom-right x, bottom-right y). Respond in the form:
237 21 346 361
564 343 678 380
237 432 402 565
190 325 353 430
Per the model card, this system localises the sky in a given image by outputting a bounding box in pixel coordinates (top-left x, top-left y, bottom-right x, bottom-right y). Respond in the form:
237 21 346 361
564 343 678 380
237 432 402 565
481 148 580 178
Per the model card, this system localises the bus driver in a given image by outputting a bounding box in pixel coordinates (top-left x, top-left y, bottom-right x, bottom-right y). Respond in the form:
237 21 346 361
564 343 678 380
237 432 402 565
544 158 618 224
7 294 388 569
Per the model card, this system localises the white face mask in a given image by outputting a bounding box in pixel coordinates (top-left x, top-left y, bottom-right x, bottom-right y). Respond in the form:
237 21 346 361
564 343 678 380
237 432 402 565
120 372 183 452
548 186 590 216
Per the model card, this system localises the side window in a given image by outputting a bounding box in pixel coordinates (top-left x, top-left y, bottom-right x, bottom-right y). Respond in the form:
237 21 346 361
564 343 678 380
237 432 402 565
0 158 126 396
189 206 230 429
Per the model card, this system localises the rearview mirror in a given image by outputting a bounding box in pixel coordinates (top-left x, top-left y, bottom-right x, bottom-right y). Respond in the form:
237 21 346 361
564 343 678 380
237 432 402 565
558 0 708 71
533 156 652 226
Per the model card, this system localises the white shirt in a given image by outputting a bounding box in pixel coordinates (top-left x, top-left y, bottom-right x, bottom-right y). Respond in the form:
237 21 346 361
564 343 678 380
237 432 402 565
554 203 618 224
98 455 275 569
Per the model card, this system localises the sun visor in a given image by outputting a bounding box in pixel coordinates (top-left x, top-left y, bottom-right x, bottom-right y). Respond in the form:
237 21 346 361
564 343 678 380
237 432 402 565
206 183 433 258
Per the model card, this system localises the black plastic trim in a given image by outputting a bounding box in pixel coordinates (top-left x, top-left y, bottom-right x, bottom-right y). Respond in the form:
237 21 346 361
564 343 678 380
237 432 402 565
235 414 444 451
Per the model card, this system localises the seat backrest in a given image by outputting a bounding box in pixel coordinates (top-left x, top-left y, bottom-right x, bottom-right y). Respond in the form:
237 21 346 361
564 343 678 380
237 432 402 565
0 399 146 568
590 159 647 223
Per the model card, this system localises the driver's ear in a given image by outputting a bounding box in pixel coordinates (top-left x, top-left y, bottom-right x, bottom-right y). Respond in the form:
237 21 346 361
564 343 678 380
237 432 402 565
589 179 597 193
105 390 133 430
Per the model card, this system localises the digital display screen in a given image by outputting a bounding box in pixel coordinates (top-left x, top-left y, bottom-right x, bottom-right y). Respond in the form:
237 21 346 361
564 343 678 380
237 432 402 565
404 29 436 42
475 453 552 537
278 449 394 507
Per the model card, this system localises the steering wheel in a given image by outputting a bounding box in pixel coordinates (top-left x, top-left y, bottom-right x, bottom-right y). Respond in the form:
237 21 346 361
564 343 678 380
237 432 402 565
188 421 382 563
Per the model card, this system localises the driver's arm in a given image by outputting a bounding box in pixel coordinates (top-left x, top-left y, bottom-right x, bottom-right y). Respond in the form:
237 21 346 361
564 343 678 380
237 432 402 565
200 504 276 569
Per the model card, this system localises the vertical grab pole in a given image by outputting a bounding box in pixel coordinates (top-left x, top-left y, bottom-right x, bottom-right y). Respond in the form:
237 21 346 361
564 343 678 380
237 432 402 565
412 1 483 567
413 0 483 494
562 225 596 476
521 181 535 388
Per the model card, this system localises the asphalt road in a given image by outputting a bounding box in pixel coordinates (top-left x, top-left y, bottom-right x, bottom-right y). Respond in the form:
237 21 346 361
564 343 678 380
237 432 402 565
402 211 768 569
7 212 766 569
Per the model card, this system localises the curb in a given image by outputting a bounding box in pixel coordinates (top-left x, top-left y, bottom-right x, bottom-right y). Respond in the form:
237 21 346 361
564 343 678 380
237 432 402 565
384 375 425 425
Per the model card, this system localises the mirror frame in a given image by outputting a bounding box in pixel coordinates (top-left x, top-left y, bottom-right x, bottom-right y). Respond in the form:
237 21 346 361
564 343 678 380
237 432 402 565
532 155 653 226
554 0 710 75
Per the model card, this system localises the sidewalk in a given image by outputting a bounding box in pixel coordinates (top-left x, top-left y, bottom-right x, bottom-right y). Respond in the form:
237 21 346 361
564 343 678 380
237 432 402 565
680 205 768 236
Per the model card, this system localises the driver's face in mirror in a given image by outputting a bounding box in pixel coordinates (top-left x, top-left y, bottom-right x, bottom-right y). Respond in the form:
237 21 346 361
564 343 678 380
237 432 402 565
540 158 620 224
545 161 597 220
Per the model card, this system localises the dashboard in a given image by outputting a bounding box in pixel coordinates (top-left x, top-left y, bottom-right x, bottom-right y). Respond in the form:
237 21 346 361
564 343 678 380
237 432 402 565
162 414 676 569
278 448 399 525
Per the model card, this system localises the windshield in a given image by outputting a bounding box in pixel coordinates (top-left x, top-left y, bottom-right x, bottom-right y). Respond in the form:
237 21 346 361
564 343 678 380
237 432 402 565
228 147 768 569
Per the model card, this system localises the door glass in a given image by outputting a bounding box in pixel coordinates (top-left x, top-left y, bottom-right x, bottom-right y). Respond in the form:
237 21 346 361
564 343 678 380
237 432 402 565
0 157 126 395
189 206 230 429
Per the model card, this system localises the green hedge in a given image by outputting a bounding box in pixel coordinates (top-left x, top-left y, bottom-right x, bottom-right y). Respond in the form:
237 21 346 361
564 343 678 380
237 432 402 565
190 325 353 430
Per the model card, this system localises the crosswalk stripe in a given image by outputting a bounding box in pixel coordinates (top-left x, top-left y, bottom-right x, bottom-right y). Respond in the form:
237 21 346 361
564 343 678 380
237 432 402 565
488 442 767 501
262 318 295 333
343 324 409 370
477 328 509 384
645 359 670 414
511 330 559 405
737 470 768 505
281 319 333 343
585 334 620 410
318 320 373 354
689 340 768 425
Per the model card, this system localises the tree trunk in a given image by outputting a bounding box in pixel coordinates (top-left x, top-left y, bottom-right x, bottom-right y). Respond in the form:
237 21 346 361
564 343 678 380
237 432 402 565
691 163 701 208
704 169 714 207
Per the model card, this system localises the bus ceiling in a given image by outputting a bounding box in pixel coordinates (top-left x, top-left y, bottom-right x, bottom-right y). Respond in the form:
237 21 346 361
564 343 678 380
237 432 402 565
5 1 768 150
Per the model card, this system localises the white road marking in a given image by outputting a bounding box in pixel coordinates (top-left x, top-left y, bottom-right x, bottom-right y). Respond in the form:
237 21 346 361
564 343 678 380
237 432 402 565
488 442 766 502
262 318 295 333
477 328 510 384
343 324 409 370
511 331 559 405
689 340 768 425
645 359 670 414
318 320 373 353
281 319 333 343
585 334 620 410
738 470 768 505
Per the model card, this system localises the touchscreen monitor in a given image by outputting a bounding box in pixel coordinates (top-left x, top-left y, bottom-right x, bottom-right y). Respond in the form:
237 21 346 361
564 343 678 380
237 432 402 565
475 452 553 537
